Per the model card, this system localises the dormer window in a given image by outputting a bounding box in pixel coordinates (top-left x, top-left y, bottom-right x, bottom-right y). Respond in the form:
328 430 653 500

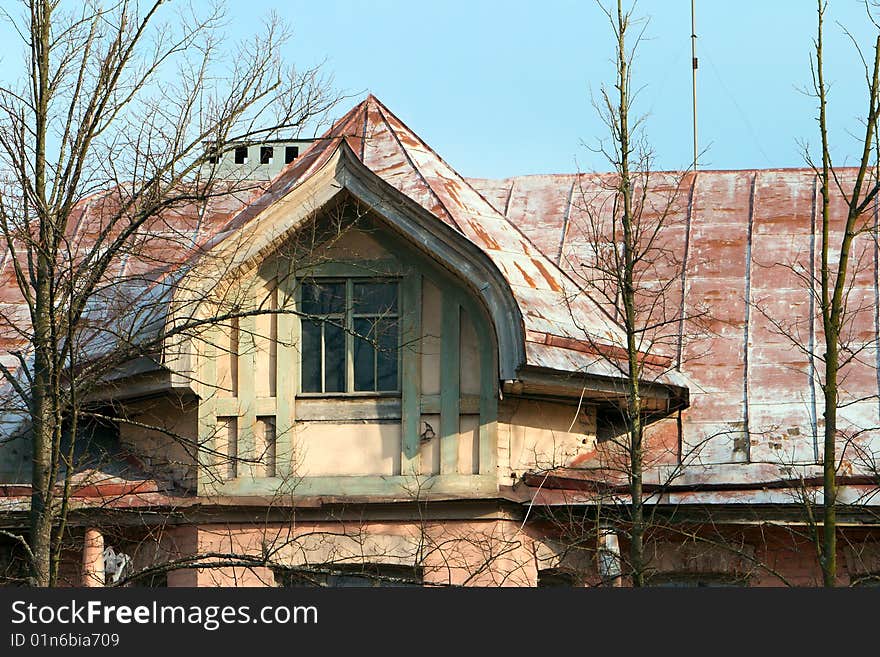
234 146 248 164
300 279 399 394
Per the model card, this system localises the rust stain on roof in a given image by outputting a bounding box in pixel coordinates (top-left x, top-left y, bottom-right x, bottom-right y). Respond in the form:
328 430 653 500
465 219 500 250
526 329 672 369
470 167 880 473
531 257 562 292
513 262 537 287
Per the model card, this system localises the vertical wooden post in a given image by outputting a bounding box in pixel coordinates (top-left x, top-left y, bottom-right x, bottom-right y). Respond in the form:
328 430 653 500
400 273 422 476
440 294 460 475
275 273 298 482
238 314 257 480
197 332 218 495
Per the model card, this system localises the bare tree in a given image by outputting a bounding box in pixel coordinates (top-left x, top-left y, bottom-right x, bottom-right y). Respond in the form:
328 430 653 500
0 0 338 586
552 0 699 587
806 0 880 586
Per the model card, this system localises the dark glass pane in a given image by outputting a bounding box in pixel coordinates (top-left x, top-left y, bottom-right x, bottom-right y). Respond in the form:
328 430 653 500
327 573 375 587
323 322 345 392
353 317 375 391
285 146 299 164
538 570 578 587
301 281 345 316
376 318 398 391
301 320 322 392
353 282 397 315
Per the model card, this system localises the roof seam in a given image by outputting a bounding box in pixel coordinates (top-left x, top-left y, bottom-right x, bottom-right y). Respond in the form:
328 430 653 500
360 102 368 162
556 178 576 267
502 179 514 218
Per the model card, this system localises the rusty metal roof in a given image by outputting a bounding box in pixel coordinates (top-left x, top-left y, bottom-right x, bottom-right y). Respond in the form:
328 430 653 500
469 169 880 477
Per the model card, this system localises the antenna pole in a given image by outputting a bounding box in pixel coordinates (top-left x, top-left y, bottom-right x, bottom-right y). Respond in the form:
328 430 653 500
691 0 698 172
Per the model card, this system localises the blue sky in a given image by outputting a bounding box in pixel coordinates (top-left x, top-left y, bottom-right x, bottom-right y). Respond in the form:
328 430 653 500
229 0 879 178
3 1 878 179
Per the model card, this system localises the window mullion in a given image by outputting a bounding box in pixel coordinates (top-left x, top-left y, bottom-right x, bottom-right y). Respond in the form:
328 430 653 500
373 313 379 392
345 279 354 392
320 322 326 394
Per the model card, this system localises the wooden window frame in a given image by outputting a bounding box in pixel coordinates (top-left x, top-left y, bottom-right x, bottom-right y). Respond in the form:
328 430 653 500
298 277 401 397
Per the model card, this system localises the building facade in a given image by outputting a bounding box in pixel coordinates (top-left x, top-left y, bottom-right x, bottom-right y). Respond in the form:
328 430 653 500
1 96 879 586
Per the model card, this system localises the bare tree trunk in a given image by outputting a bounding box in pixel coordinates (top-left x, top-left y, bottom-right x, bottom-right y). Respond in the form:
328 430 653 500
813 0 880 586
28 0 55 588
614 0 645 588
0 0 338 587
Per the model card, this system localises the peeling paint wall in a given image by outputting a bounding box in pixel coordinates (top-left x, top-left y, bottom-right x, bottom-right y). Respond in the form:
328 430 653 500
499 399 597 476
166 518 539 587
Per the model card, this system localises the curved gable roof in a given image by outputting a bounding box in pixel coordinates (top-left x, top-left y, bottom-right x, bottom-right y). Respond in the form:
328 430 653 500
203 95 631 379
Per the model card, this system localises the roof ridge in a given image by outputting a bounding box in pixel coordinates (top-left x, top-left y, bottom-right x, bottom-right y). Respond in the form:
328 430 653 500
370 100 461 232
366 98 567 268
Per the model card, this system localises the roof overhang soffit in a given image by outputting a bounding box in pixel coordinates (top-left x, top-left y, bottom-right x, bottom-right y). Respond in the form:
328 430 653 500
165 142 526 380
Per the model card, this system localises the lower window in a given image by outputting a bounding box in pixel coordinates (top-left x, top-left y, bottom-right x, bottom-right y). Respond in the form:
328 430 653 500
274 564 422 588
647 573 748 587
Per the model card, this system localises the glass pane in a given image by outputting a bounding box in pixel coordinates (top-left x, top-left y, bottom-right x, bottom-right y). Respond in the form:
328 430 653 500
376 318 398 391
301 320 322 392
353 317 375 391
353 282 397 315
324 322 345 392
327 573 376 588
301 281 345 315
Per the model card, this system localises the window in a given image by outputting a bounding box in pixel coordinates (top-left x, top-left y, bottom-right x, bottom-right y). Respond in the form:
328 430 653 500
300 279 399 394
275 564 422 587
260 146 273 164
285 145 299 163
234 146 248 164
537 568 581 587
647 573 747 587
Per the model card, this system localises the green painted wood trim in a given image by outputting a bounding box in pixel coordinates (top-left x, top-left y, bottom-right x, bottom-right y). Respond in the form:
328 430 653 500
400 272 422 475
213 473 499 498
275 275 298 480
297 258 404 279
440 294 461 475
237 314 257 480
197 336 217 495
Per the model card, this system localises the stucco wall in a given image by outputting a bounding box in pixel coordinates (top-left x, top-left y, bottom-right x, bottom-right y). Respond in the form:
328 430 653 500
499 398 598 476
119 397 198 492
